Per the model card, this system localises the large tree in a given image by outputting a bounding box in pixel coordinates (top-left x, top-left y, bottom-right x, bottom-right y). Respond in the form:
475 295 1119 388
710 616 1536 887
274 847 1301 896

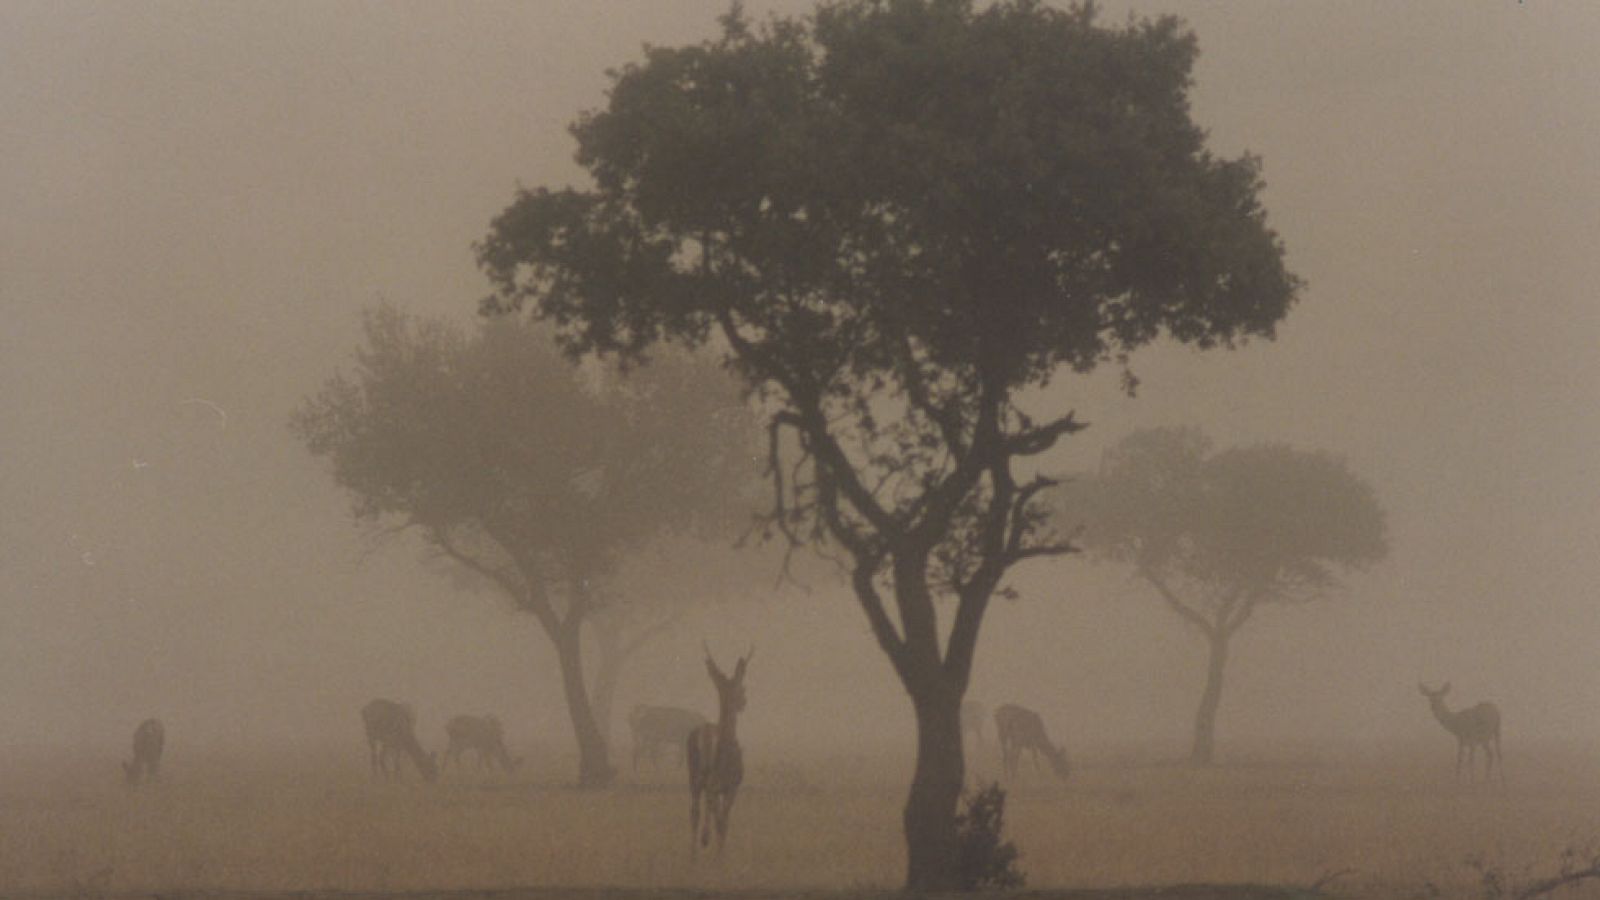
291 307 756 788
1067 427 1388 765
477 1 1298 888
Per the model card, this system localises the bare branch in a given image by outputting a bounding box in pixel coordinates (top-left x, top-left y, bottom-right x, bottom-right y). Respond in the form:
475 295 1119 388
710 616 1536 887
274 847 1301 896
433 526 561 639
1006 410 1088 457
1518 861 1600 899
851 553 908 676
1223 592 1261 635
1141 569 1215 637
1006 542 1079 564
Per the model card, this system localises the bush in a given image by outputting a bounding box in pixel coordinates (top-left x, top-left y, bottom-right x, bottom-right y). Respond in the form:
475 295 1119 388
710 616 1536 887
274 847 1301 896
954 782 1025 891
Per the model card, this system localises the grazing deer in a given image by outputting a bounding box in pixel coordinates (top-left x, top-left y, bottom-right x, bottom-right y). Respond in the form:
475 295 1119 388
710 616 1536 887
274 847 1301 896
995 703 1070 781
961 700 988 748
442 714 522 774
628 704 708 772
687 646 751 858
1419 682 1503 783
361 699 439 782
123 718 164 786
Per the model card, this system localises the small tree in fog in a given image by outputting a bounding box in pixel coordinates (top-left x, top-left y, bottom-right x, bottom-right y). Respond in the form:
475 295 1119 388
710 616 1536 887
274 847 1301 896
475 1 1299 888
1065 427 1387 765
291 308 757 788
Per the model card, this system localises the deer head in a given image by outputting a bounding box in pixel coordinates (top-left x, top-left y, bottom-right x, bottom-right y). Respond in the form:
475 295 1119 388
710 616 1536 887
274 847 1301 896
705 643 752 714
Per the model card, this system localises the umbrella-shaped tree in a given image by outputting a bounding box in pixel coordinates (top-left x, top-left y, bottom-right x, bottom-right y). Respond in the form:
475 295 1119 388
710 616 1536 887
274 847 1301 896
477 1 1299 887
1065 426 1388 765
292 307 758 787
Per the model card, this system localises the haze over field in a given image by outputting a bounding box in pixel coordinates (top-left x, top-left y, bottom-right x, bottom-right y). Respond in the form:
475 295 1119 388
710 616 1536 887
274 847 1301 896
2 0 1597 776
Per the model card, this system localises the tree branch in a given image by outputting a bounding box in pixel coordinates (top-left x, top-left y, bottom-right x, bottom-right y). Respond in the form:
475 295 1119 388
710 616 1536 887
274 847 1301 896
434 525 562 639
1006 410 1088 457
892 328 967 459
851 553 908 677
1223 592 1260 635
1141 569 1215 637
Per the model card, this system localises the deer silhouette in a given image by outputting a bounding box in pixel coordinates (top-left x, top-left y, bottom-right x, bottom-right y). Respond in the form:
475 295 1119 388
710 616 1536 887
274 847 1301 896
687 646 750 858
1419 682 1502 783
123 718 164 786
361 699 439 782
995 703 1070 781
442 714 521 774
628 705 708 772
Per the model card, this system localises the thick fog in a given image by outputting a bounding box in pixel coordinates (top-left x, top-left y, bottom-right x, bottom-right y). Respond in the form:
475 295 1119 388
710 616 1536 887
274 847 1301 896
2 1 1596 765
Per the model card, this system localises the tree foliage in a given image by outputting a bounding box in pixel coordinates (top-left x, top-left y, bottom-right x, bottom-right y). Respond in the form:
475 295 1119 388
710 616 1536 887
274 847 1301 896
476 0 1299 885
1064 425 1388 763
1071 426 1389 623
291 306 758 785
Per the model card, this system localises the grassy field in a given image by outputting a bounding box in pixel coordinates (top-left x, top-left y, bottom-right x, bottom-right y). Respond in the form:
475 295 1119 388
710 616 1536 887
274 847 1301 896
2 740 1598 899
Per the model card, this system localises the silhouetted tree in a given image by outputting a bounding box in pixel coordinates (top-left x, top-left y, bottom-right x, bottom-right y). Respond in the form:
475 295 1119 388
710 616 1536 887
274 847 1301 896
477 1 1298 887
1065 427 1388 765
292 308 757 788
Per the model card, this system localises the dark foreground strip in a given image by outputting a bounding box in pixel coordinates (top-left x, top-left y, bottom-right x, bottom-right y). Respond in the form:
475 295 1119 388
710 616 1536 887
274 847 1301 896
8 884 1326 900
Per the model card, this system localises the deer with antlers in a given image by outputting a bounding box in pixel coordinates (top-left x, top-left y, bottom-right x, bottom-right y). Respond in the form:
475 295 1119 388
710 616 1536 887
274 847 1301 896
995 703 1070 781
1419 682 1502 783
687 645 751 858
123 718 165 786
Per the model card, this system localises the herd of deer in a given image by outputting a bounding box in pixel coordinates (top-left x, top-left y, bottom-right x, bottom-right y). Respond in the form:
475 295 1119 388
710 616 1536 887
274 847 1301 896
116 667 1506 857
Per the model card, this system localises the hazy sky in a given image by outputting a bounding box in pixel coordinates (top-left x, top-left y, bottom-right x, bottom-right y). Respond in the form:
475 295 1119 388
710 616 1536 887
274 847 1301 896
2 1 1597 760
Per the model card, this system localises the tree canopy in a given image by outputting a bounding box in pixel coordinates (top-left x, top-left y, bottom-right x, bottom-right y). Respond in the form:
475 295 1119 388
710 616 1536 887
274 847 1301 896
1071 426 1389 620
1064 425 1388 762
477 0 1300 887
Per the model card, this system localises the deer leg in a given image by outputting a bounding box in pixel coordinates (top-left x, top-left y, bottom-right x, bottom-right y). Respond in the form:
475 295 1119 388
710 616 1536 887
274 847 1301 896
715 793 734 856
701 789 715 848
1455 742 1465 778
689 786 702 858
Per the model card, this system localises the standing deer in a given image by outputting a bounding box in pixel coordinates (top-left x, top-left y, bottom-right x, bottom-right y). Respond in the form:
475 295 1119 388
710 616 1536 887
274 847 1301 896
361 699 439 782
628 704 708 772
123 718 164 786
1419 682 1503 783
687 646 751 858
961 700 988 748
995 703 1070 781
442 714 522 774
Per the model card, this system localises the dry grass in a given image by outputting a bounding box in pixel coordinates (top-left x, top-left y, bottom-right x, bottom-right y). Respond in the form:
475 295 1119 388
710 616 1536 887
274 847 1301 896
2 740 1598 898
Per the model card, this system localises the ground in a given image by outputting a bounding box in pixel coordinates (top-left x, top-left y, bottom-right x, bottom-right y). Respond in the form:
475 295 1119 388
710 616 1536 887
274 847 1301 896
2 739 1595 899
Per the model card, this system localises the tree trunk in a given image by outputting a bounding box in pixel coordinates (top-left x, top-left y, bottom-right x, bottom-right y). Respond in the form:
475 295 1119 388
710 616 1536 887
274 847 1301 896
555 626 615 789
1190 631 1230 766
588 620 624 747
902 677 966 892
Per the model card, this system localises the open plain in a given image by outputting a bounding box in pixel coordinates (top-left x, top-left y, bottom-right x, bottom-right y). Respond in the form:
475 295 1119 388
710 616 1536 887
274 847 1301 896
4 740 1599 899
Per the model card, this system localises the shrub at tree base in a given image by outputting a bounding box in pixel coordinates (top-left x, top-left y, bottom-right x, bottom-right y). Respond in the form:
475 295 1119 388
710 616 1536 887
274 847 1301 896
955 782 1024 891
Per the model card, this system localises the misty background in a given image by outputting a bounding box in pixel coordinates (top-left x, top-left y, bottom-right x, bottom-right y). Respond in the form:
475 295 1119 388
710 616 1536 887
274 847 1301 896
2 1 1596 762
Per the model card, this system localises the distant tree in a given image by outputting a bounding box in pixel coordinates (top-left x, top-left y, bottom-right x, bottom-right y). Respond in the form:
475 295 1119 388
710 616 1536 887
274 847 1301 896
1065 427 1388 765
291 307 757 788
476 1 1298 888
